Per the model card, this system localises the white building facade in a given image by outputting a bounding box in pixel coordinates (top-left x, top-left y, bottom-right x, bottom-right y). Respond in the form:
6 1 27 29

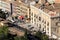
30 4 60 39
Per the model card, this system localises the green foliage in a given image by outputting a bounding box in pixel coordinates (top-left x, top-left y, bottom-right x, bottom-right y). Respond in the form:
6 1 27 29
0 10 6 19
41 34 49 40
14 31 29 40
35 31 49 40
0 9 29 40
0 26 29 40
0 26 8 40
35 31 42 37
0 26 8 35
0 24 49 40
14 36 21 40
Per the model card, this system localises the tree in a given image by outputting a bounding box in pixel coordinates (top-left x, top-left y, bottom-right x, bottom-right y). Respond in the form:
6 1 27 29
0 10 6 19
0 25 16 40
0 26 8 40
0 25 29 40
41 33 49 40
14 36 21 40
35 31 49 40
35 31 42 40
23 30 29 40
14 30 29 40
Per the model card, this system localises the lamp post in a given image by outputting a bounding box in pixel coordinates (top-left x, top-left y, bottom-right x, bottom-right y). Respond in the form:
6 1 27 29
10 3 13 15
9 0 13 15
9 0 14 21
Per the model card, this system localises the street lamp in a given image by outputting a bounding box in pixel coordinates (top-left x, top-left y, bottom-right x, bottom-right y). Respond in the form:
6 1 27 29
9 0 13 15
10 3 13 15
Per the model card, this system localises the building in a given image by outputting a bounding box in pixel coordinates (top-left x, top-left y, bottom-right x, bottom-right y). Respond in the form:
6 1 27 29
47 0 60 4
0 0 11 12
30 5 41 31
0 0 60 39
55 0 60 3
0 0 30 21
30 1 60 39
11 1 29 21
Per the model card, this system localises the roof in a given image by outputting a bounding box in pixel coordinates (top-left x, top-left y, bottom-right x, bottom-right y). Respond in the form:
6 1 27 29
44 3 60 12
43 3 60 17
1 0 11 3
30 0 60 17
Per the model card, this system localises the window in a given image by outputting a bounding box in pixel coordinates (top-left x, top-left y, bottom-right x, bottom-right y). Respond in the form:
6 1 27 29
57 29 59 33
42 19 44 23
56 22 58 26
47 22 49 26
34 14 36 17
15 16 18 19
44 21 46 24
37 24 38 27
56 22 60 26
32 20 33 23
32 18 33 20
45 26 46 28
39 17 41 21
39 24 41 28
36 16 38 18
52 18 55 20
59 18 60 21
34 19 36 22
25 15 28 18
43 28 44 31
53 27 56 32
47 27 49 30
32 13 33 16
